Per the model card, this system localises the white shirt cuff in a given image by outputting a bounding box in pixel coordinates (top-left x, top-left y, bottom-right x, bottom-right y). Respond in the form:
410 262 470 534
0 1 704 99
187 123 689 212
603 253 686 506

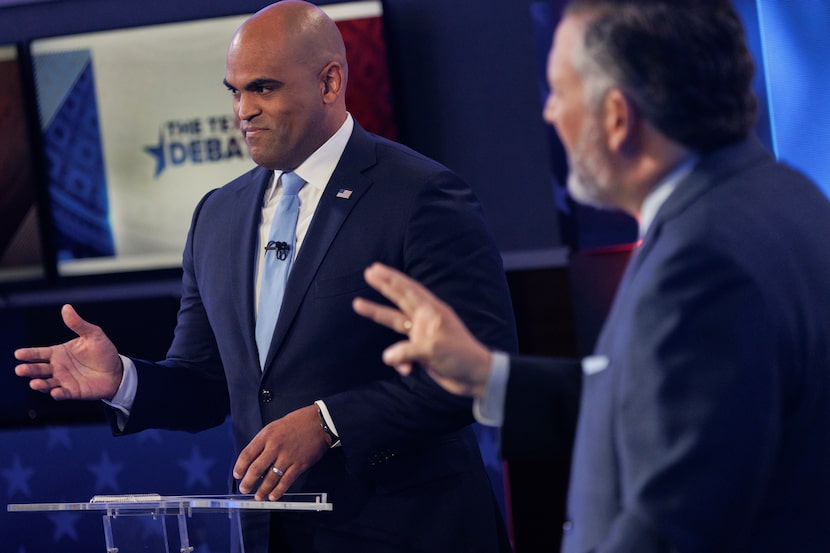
473 350 509 427
314 399 341 448
102 355 137 429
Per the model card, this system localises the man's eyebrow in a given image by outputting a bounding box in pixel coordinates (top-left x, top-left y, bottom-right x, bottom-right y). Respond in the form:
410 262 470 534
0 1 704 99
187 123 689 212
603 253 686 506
223 78 282 90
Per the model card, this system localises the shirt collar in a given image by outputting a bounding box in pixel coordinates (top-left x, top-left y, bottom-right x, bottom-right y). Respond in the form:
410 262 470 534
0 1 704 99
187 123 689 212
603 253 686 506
638 154 699 237
268 113 354 201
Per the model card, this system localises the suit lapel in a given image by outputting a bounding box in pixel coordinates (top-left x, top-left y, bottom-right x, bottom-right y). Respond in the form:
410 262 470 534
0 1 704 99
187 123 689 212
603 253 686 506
229 166 273 376
595 138 771 353
626 138 770 285
261 125 377 372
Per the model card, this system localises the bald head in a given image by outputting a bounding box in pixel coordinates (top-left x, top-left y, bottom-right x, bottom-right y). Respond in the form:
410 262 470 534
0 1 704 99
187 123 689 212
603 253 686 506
224 0 349 170
232 1 348 84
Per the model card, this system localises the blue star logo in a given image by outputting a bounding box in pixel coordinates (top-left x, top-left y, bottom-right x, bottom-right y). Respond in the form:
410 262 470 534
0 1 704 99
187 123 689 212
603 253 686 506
2 455 35 498
178 446 216 490
143 133 166 177
88 451 123 492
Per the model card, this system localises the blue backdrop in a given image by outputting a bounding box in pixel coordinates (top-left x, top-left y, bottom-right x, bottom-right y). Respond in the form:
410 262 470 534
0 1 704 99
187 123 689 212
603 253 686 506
1 421 235 552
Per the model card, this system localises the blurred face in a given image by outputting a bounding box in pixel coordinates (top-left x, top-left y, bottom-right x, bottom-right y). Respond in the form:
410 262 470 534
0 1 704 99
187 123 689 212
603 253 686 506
224 27 329 171
543 14 616 209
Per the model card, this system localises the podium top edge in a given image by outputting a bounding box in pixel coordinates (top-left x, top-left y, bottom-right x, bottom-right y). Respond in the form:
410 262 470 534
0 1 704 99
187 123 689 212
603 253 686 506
8 493 333 513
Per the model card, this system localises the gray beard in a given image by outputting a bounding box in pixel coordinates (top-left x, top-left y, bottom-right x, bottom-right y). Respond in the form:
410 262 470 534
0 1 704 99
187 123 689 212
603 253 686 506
565 115 616 210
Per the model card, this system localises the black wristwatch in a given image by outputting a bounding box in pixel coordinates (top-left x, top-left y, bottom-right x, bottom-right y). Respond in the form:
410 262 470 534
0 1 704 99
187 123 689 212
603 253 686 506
317 407 341 448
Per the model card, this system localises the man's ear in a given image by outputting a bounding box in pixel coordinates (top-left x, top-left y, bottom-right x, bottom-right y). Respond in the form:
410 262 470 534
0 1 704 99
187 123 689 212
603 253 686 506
603 88 638 154
320 62 344 104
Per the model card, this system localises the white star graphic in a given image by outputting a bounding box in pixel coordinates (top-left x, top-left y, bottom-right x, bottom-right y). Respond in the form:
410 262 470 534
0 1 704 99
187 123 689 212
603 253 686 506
1 455 35 498
88 451 123 492
47 512 82 542
178 446 216 490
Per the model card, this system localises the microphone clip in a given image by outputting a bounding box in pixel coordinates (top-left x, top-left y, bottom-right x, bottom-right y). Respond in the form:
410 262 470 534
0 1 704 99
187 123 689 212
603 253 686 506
265 240 291 261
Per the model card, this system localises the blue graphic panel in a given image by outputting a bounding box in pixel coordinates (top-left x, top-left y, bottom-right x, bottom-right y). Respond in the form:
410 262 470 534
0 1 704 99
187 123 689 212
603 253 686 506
32 49 90 128
36 51 115 261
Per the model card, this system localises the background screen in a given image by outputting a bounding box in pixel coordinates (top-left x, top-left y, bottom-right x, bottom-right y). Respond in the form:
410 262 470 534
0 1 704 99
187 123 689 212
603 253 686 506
29 0 394 277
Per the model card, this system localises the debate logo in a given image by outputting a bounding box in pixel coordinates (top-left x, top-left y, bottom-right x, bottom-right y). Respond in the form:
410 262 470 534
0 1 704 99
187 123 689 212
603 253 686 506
143 115 248 177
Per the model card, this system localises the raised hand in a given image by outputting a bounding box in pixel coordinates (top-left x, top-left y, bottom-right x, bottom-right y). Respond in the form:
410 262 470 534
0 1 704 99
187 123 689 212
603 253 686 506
352 262 492 398
14 304 124 401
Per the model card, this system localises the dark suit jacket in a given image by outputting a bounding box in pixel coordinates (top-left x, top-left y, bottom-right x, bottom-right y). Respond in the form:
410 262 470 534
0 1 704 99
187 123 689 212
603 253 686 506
114 124 518 552
505 138 830 553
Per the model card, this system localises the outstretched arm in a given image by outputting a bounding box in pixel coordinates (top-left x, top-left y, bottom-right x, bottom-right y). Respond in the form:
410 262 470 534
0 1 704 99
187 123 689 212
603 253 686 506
14 304 123 401
353 262 493 399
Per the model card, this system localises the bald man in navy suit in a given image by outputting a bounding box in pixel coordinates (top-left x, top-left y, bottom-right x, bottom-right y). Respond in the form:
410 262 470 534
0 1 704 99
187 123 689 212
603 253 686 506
15 2 517 552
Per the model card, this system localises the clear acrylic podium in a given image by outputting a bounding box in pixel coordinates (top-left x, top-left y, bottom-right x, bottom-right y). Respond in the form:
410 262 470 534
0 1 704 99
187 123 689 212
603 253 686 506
8 493 333 553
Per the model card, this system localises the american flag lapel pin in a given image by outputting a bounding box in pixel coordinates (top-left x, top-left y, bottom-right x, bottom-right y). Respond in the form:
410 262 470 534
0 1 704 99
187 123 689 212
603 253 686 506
336 188 353 199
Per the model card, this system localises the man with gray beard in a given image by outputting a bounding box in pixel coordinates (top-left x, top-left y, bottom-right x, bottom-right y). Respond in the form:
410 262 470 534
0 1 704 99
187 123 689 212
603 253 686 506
354 1 830 551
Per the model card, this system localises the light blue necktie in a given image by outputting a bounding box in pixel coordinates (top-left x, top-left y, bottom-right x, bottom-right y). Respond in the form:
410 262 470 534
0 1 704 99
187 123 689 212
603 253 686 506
256 171 305 368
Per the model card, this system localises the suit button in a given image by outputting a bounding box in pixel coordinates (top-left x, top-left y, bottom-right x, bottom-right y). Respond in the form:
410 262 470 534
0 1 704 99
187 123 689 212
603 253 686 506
562 520 573 533
260 389 273 403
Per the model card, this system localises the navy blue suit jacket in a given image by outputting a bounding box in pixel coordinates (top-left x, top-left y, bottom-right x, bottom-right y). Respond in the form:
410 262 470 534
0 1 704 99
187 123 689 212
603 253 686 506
506 138 830 553
117 124 518 552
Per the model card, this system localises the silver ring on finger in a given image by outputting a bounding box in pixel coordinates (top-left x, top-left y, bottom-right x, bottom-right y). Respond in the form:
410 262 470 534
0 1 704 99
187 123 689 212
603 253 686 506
270 466 284 477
